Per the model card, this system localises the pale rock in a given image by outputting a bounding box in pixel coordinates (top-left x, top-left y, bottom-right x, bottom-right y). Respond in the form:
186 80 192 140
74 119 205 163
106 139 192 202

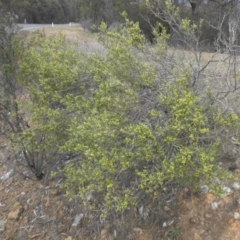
142 211 149 220
86 194 92 201
211 202 218 210
138 205 144 216
234 212 240 220
1 170 13 180
222 186 232 197
133 228 143 234
113 229 117 238
233 182 240 190
201 185 209 193
163 222 167 227
0 220 4 232
8 202 23 220
72 213 84 227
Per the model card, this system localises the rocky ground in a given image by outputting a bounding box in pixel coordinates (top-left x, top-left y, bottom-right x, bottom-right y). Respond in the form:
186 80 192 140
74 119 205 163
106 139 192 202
1 149 240 240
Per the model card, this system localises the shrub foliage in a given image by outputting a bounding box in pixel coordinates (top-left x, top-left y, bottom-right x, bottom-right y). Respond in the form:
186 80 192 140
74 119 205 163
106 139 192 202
17 17 238 219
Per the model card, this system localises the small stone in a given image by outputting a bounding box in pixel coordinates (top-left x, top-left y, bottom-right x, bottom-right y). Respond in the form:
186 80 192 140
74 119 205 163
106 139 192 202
222 186 232 197
163 222 167 227
1 170 13 180
211 202 218 210
0 220 5 232
86 194 93 201
201 185 209 193
133 228 143 234
72 213 84 227
233 183 240 190
234 212 240 220
8 202 23 220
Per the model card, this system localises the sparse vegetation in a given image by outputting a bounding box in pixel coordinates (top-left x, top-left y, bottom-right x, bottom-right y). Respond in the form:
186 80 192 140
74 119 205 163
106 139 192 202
168 226 183 240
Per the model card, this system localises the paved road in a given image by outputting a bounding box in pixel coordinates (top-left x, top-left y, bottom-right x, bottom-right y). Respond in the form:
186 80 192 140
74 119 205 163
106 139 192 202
18 23 79 31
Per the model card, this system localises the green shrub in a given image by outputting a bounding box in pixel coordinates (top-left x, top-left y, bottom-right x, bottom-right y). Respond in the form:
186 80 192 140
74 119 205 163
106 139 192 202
18 18 238 218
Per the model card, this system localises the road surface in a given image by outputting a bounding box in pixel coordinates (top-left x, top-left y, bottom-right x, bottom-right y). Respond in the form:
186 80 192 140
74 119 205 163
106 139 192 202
18 23 79 31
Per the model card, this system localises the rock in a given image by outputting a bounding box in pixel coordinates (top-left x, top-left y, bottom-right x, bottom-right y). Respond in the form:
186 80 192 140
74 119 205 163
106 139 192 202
211 202 218 210
222 186 232 197
201 185 209 193
1 170 13 180
234 212 240 220
72 213 84 227
133 228 143 234
8 202 24 220
233 183 240 190
113 230 117 238
163 222 167 227
0 220 5 232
